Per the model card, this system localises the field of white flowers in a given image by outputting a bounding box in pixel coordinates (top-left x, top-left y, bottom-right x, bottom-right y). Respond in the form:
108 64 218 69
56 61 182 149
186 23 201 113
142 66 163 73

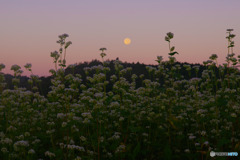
0 30 240 160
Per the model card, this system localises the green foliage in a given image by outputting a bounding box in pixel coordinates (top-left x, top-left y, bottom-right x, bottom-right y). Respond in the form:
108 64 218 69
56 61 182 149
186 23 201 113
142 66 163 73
169 51 179 56
0 30 240 159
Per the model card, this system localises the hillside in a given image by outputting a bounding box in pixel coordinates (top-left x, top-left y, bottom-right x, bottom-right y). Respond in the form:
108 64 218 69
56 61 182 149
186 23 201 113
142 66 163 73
3 59 207 96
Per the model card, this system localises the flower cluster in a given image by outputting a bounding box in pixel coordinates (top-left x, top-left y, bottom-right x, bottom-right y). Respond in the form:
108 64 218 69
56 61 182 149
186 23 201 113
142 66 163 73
0 30 240 159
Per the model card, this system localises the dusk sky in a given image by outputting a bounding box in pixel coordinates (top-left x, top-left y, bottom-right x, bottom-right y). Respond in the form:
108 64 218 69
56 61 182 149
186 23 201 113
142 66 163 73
1 0 240 76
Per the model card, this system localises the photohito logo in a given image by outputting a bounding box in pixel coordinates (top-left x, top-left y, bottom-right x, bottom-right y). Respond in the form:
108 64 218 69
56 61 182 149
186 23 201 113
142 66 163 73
210 151 215 157
210 151 238 157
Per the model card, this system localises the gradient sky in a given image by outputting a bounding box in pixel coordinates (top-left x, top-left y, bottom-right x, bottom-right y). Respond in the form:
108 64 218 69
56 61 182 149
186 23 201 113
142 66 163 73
1 0 240 77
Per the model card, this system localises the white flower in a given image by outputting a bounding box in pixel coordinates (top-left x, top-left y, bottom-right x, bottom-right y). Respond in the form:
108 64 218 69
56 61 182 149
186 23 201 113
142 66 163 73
87 150 94 155
189 135 196 140
47 122 55 126
195 143 200 146
67 145 85 152
74 156 82 160
184 149 190 153
13 140 29 151
24 63 32 69
46 129 55 134
0 132 5 138
156 56 163 62
83 118 90 124
0 63 5 71
80 136 86 142
107 152 112 158
17 135 24 140
119 117 124 121
60 33 69 39
201 131 206 136
1 138 13 145
142 133 148 137
108 132 121 140
100 136 104 142
231 113 237 118
204 141 209 145
1 147 8 153
32 139 40 145
100 52 106 58
24 132 30 137
11 64 21 71
57 113 65 119
28 149 35 154
197 109 207 115
167 32 174 39
81 112 92 118
115 144 125 153
45 151 55 158
62 122 67 127
94 92 103 98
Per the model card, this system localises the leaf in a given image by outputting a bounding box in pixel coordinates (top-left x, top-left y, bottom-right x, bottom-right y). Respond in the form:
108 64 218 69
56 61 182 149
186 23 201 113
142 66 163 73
165 36 170 42
168 52 179 56
170 46 175 52
235 142 240 150
167 119 177 129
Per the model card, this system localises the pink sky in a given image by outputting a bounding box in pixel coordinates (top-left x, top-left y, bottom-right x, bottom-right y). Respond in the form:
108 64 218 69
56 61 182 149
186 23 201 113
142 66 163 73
1 0 240 77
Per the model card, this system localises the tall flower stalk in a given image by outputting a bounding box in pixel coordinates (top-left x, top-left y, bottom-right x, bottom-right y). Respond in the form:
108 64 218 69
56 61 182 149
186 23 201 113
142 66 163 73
100 47 108 97
165 32 179 59
0 64 6 94
165 32 179 82
226 29 235 57
24 63 42 93
225 29 236 87
55 33 72 69
100 48 107 63
10 64 23 89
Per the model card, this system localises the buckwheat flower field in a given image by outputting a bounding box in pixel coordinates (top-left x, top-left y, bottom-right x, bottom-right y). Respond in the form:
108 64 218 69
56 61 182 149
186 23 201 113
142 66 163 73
0 31 240 160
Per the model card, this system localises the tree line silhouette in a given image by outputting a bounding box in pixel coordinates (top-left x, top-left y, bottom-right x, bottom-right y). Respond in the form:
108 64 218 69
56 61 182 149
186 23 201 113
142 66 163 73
3 59 214 97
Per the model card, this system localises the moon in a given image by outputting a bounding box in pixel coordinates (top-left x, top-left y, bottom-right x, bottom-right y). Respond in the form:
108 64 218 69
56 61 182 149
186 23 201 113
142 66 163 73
124 38 131 45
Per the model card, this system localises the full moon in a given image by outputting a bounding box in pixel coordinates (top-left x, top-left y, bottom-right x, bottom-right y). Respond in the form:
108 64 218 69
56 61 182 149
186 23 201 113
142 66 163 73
124 38 131 45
